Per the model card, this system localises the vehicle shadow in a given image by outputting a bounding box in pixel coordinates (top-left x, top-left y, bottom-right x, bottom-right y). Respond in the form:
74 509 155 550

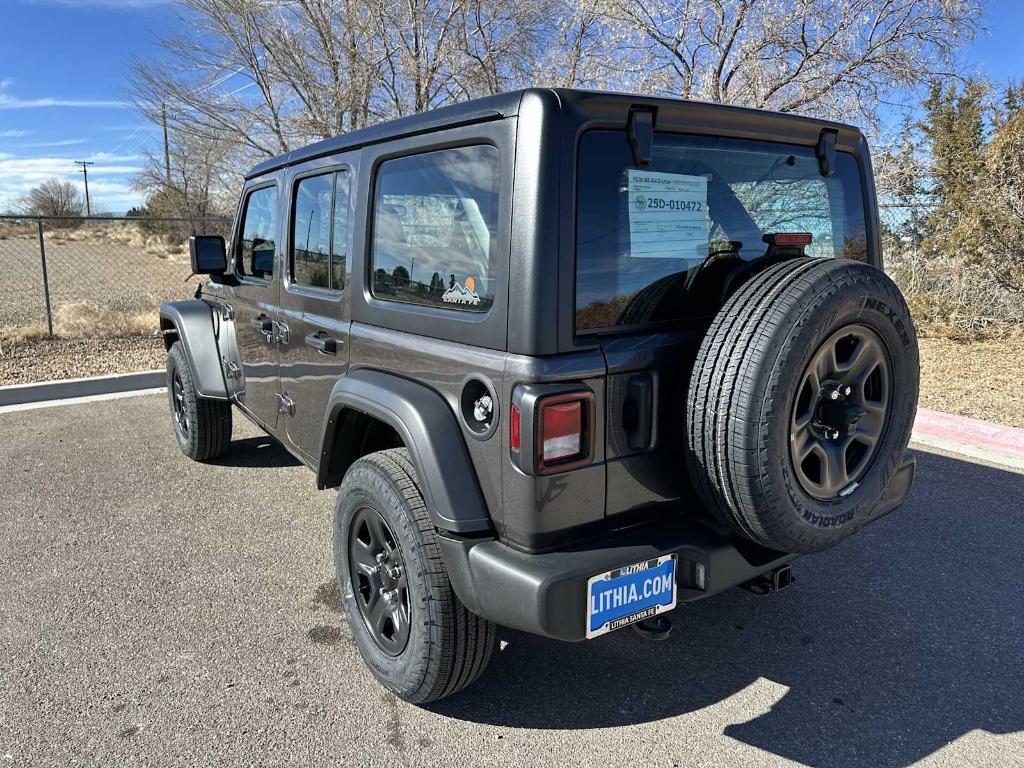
430 451 1024 767
209 436 302 468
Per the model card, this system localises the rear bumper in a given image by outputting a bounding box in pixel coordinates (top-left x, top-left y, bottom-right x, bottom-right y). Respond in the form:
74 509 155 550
440 455 915 642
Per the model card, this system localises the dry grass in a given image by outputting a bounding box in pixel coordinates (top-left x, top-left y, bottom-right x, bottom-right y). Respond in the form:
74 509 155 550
918 331 1024 428
0 302 160 346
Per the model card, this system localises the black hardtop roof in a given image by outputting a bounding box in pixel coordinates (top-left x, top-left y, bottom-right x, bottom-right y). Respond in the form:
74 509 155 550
245 87 862 179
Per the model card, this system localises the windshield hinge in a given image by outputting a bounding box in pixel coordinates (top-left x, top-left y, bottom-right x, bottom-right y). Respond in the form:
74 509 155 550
816 128 838 177
628 108 656 166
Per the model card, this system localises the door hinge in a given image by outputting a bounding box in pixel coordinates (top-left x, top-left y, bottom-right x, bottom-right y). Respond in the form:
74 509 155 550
276 392 296 417
222 360 241 380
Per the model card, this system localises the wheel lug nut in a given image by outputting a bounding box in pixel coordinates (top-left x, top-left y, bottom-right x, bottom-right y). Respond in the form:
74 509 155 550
375 552 388 565
388 566 401 579
830 390 840 400
844 386 852 396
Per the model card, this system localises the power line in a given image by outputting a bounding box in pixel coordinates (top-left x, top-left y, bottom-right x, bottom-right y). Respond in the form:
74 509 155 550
74 160 94 216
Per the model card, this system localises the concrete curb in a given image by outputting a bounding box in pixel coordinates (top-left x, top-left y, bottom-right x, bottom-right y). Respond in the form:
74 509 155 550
0 370 165 408
912 408 1024 473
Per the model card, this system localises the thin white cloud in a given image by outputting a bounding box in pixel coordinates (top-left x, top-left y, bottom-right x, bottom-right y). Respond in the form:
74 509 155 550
22 138 88 148
20 0 169 7
0 129 34 138
0 95 127 110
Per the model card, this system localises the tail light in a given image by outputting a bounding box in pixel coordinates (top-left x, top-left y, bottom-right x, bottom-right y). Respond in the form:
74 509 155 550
540 399 583 462
534 391 595 474
509 384 596 475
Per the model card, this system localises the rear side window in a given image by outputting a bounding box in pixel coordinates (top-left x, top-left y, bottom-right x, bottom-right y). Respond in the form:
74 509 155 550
370 145 499 313
291 171 350 291
237 185 278 280
575 132 868 331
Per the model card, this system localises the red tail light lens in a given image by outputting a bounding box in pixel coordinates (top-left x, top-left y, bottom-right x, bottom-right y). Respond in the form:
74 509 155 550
510 404 521 452
542 401 582 461
535 391 594 474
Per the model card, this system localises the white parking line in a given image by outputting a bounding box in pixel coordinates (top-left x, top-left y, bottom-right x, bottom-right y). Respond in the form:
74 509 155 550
0 387 166 415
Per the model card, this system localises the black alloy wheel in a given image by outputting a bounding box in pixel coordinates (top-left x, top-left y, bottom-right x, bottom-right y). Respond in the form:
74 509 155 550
789 324 892 500
348 506 411 656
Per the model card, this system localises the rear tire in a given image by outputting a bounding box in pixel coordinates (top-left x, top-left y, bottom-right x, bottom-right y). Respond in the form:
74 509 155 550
686 258 919 554
334 448 496 704
166 341 232 461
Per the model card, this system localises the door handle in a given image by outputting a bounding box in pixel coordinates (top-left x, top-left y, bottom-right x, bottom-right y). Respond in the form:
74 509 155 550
305 331 338 356
273 321 290 345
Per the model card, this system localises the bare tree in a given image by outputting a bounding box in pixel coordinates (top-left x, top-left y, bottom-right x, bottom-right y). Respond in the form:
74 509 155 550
131 0 982 175
130 0 382 161
599 0 981 126
134 128 239 222
19 179 85 218
130 0 546 163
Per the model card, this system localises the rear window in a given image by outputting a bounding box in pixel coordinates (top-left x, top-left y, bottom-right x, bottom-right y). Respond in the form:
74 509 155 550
370 145 499 313
575 131 869 331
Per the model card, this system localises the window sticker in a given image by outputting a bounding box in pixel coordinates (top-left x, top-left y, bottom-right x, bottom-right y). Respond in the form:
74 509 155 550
626 170 709 259
442 274 481 307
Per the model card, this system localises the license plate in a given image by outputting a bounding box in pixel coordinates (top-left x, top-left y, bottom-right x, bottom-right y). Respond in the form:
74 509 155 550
586 555 677 639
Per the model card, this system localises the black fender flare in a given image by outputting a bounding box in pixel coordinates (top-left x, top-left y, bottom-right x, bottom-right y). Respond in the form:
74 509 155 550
317 369 493 535
159 300 228 400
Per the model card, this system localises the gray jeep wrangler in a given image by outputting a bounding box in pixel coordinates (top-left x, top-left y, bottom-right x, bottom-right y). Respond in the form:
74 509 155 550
160 88 919 704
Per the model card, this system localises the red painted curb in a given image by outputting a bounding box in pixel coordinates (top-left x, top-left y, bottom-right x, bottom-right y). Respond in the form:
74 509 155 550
913 408 1024 459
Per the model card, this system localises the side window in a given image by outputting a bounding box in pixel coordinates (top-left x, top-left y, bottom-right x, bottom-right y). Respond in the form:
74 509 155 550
292 174 333 288
290 170 350 291
370 145 499 313
237 186 278 280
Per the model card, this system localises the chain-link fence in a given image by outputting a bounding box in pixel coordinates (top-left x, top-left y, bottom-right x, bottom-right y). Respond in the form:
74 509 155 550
0 215 230 341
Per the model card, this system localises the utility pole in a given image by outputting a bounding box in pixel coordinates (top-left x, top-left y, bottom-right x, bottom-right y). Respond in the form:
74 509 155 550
161 103 171 184
74 160 94 216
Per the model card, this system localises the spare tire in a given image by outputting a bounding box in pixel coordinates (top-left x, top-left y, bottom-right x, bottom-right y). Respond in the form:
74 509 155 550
686 257 919 554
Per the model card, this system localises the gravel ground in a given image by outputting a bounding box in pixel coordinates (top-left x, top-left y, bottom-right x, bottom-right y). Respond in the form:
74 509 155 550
1 394 1023 767
0 335 165 385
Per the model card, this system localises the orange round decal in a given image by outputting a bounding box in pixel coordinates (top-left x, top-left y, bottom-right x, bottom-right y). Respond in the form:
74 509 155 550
465 276 476 292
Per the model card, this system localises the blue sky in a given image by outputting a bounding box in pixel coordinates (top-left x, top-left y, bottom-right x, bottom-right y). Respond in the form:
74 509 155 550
2 0 1024 213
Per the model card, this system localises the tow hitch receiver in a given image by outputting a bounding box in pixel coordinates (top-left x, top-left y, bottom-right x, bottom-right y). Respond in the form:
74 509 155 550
740 564 796 596
632 614 673 641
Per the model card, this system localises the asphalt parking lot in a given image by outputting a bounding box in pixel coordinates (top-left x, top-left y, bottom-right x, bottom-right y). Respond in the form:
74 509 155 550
2 393 1023 767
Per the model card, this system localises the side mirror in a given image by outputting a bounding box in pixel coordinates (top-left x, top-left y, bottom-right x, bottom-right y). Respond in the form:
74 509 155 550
189 234 228 274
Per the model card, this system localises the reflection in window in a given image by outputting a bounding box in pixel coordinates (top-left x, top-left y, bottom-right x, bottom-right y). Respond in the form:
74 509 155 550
290 171 350 291
292 174 332 288
238 186 278 279
575 132 868 331
370 145 499 312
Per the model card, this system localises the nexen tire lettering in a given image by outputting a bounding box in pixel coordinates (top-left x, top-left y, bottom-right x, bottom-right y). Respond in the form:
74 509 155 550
863 297 910 347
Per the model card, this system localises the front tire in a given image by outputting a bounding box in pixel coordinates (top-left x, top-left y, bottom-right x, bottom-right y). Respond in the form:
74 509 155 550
166 341 232 461
334 448 496 704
